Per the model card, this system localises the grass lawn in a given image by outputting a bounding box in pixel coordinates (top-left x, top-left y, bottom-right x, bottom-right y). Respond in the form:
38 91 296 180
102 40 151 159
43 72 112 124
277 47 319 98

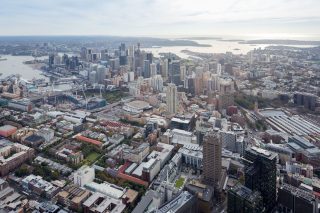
175 177 185 188
85 152 101 165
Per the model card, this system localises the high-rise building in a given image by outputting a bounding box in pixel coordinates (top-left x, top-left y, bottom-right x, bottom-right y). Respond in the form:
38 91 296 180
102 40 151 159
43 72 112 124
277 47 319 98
217 63 222 76
218 93 234 111
180 65 186 82
89 71 97 84
227 184 263 213
194 66 204 95
151 75 164 92
150 63 157 77
243 146 277 212
166 83 178 114
119 43 127 65
293 92 317 111
97 65 106 84
278 183 318 213
128 45 135 57
160 59 169 81
146 52 153 63
169 60 181 85
203 131 222 188
143 60 151 78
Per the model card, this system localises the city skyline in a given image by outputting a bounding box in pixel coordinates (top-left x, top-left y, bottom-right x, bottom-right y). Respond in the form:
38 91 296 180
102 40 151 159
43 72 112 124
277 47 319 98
0 0 320 38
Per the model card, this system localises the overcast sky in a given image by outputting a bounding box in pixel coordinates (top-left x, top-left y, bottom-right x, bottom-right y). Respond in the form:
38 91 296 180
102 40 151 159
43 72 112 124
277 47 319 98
1 0 320 38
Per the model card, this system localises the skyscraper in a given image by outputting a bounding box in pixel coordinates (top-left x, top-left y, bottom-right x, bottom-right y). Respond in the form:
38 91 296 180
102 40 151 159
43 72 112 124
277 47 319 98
217 63 222 76
143 60 150 78
166 83 178 114
203 131 222 188
146 52 153 63
227 184 263 213
119 43 127 66
180 65 186 82
151 75 163 92
160 59 169 81
150 63 157 77
169 60 181 85
243 146 277 212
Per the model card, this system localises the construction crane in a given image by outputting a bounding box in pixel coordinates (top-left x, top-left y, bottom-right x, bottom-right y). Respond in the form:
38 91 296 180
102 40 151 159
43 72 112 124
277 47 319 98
74 81 87 109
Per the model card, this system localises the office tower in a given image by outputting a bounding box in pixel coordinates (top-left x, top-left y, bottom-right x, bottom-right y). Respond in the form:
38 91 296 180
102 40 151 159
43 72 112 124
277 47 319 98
166 83 178 114
293 92 317 111
143 60 150 78
180 65 186 82
203 131 222 188
169 60 181 85
146 52 153 63
119 43 127 66
48 54 54 68
218 78 234 94
227 184 263 213
194 67 204 95
150 63 157 77
185 76 195 95
218 93 234 111
97 65 106 84
204 63 210 72
224 64 233 75
278 183 318 213
127 56 135 71
100 49 108 61
109 58 120 72
160 59 169 81
243 146 277 212
89 71 97 84
151 75 163 92
217 63 222 76
134 44 142 70
128 45 135 57
217 77 235 111
202 71 211 92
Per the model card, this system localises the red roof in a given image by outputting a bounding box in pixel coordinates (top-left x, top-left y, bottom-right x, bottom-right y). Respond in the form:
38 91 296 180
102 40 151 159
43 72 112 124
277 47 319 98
75 135 103 146
118 173 148 187
118 161 148 187
119 161 131 173
100 120 129 128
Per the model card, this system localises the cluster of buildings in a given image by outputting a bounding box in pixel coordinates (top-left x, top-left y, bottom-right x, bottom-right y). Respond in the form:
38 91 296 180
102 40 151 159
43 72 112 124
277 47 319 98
0 40 320 213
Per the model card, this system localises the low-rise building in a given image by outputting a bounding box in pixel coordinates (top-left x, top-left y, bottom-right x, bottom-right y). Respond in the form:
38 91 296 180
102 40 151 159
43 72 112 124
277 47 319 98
0 178 28 212
74 165 95 187
0 125 17 137
123 143 150 164
22 175 60 198
0 140 34 176
57 184 91 211
82 192 126 213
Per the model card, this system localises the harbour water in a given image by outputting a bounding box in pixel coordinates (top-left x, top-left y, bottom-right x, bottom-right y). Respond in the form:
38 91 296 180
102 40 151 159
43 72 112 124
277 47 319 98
0 55 72 91
0 55 46 80
142 39 318 58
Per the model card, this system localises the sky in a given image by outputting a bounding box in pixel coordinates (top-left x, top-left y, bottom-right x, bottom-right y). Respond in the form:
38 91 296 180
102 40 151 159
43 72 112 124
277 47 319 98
0 0 320 39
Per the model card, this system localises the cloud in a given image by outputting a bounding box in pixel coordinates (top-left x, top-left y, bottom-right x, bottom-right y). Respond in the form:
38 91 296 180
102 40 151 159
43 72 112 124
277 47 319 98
0 0 319 36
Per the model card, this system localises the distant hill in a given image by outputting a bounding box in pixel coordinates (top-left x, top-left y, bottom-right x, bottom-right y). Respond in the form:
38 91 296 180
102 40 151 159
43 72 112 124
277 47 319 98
0 35 211 47
240 39 320 45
